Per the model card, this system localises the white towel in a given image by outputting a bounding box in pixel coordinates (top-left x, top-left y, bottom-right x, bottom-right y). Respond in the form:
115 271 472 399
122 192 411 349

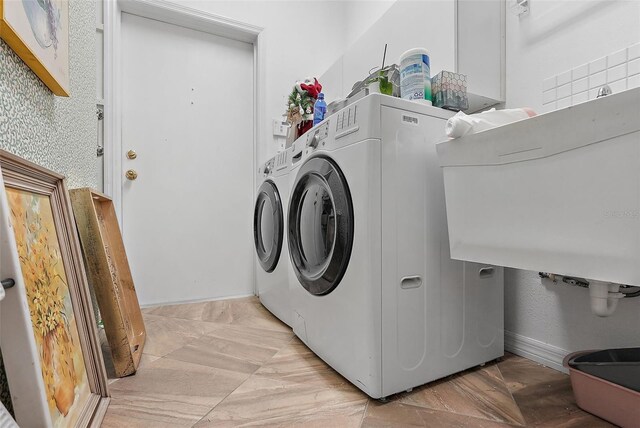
446 108 536 138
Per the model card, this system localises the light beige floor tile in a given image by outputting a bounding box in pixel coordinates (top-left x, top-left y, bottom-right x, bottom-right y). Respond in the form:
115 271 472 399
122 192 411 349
203 321 293 350
108 300 609 428
194 375 368 427
497 354 614 427
362 401 516 428
142 313 220 357
101 397 195 428
254 340 354 390
532 410 614 428
164 327 288 374
399 363 526 426
144 301 209 320
200 297 291 333
138 353 161 368
108 347 160 385
104 357 248 426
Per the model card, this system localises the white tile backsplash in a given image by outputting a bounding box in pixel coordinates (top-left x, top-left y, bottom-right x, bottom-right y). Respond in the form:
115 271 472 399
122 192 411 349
589 71 606 88
557 97 571 109
557 70 572 86
572 91 588 104
542 88 556 104
557 83 571 99
628 58 640 76
572 77 588 94
609 78 627 94
542 42 640 111
572 63 589 80
589 56 607 74
608 48 627 67
628 73 640 88
607 64 627 83
541 101 556 113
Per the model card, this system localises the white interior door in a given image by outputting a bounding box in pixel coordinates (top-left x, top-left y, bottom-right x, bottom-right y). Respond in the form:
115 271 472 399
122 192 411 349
121 13 254 306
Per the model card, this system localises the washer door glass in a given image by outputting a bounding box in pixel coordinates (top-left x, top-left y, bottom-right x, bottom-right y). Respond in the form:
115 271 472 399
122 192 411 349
289 156 353 295
254 180 283 273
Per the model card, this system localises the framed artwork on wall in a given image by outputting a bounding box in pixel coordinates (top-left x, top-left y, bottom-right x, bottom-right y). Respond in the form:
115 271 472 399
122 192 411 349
0 150 109 427
0 0 70 96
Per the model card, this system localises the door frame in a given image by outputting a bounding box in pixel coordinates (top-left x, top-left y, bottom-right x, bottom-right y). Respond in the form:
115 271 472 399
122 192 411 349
103 0 264 223
103 0 264 295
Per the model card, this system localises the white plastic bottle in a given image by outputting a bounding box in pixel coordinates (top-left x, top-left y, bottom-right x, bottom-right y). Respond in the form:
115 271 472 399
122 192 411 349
399 48 431 104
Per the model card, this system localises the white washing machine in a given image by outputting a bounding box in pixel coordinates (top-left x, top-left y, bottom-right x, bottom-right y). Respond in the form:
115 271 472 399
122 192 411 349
254 149 291 326
287 94 504 399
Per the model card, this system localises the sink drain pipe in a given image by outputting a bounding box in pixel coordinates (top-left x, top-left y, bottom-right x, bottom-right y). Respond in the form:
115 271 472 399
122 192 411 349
538 273 638 317
589 281 625 317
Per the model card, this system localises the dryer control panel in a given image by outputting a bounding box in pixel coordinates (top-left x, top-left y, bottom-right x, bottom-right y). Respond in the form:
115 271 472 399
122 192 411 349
261 157 275 176
274 150 288 171
335 105 359 140
306 121 330 150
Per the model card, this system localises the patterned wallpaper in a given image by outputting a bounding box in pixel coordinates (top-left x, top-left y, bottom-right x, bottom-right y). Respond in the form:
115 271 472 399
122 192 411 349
0 0 97 417
0 0 98 188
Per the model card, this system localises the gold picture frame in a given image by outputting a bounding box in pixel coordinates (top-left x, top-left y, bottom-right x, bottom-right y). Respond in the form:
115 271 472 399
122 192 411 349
0 0 70 96
0 150 109 426
70 188 147 378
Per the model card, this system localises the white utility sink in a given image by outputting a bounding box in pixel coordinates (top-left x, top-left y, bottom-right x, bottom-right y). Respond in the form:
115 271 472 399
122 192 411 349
437 87 640 289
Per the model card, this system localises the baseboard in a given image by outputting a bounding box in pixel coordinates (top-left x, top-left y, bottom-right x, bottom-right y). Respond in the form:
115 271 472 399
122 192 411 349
504 330 569 373
140 293 256 309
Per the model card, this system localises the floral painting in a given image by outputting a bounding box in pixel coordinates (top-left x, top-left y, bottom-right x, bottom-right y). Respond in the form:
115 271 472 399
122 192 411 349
7 188 90 427
0 0 69 95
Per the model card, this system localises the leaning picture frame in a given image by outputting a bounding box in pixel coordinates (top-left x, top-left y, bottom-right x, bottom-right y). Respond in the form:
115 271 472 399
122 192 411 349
0 0 70 96
70 188 147 378
0 150 109 427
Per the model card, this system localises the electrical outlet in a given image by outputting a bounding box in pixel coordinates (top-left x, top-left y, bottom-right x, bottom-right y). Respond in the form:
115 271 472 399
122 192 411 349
273 119 289 137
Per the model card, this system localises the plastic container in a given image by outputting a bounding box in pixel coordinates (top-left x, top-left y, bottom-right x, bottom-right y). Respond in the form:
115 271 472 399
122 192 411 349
568 348 640 392
564 350 640 428
432 71 469 111
313 93 327 126
399 48 431 104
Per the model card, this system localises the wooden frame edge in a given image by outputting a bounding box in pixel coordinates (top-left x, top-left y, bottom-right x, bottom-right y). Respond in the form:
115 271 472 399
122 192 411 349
0 0 70 96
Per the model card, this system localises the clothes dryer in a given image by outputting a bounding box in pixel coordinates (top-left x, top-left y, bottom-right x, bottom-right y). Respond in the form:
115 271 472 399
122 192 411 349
254 149 291 326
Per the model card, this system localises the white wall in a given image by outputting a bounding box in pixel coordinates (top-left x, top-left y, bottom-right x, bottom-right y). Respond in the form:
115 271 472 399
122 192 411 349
321 0 456 103
343 0 397 49
319 0 397 102
175 0 349 166
504 0 640 368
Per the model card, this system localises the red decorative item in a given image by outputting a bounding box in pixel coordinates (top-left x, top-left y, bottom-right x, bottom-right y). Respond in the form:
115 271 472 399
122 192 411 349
297 120 313 137
300 78 323 99
285 77 323 143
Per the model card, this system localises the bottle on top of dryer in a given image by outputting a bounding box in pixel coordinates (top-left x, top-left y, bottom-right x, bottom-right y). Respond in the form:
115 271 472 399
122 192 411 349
313 93 327 126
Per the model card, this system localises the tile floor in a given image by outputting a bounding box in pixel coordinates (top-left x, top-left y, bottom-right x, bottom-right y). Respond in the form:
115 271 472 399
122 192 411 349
101 297 612 427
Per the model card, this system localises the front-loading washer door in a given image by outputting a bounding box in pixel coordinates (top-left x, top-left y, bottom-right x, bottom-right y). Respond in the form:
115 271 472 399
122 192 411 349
288 156 354 295
254 180 283 273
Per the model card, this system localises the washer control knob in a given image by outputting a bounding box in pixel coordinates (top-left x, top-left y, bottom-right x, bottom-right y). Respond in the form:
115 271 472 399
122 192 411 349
308 133 320 149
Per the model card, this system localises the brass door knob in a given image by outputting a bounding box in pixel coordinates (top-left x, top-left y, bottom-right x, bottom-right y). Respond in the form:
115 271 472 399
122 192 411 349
127 150 137 160
125 170 138 180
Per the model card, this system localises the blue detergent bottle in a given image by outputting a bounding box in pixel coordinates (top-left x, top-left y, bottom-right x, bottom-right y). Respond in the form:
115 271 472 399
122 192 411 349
313 93 327 126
